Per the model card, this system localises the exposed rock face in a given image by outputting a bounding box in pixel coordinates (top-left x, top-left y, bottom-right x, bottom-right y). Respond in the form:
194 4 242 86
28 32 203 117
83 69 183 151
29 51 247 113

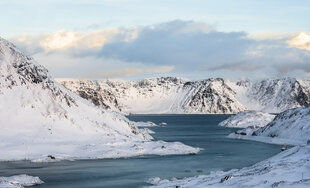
244 78 310 113
181 78 245 114
60 79 121 111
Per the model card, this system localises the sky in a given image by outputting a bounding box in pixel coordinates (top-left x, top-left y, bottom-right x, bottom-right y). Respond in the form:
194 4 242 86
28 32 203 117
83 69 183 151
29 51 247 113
1 0 310 80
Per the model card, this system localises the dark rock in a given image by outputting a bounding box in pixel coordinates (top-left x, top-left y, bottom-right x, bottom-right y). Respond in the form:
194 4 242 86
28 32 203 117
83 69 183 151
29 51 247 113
220 175 233 183
47 155 56 160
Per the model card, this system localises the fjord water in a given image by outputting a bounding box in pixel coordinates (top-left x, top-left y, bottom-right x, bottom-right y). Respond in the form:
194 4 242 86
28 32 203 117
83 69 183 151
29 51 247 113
0 115 281 188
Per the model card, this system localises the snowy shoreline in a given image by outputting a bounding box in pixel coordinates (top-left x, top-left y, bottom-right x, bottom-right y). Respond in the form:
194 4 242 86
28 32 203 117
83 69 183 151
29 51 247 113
0 141 200 163
227 134 306 146
148 145 310 188
148 108 310 187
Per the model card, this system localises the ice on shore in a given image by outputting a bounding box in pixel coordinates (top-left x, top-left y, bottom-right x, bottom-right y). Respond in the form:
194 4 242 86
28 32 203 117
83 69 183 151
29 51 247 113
135 121 158 127
0 174 43 188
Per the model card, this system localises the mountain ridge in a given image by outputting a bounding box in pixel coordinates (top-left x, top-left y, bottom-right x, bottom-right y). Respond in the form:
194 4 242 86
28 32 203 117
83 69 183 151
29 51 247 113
57 76 310 114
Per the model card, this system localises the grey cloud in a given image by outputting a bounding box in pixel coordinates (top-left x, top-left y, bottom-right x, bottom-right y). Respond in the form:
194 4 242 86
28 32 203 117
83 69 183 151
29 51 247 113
274 61 310 75
99 20 254 70
208 61 265 72
99 21 310 77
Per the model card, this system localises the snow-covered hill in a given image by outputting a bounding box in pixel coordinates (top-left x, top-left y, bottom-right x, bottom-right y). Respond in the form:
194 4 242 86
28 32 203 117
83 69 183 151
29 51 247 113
0 37 199 161
252 106 310 144
229 106 310 146
219 111 275 128
57 77 310 114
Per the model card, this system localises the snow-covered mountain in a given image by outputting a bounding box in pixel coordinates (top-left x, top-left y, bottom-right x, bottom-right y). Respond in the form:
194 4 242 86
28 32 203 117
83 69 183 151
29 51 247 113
0 37 199 161
233 77 310 113
57 77 310 114
58 77 246 114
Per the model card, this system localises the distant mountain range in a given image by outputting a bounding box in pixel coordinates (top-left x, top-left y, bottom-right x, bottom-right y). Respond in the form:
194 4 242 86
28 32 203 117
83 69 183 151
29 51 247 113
57 77 310 114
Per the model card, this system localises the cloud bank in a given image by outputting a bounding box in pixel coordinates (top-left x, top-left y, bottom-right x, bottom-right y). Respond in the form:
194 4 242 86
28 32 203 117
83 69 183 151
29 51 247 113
9 20 310 79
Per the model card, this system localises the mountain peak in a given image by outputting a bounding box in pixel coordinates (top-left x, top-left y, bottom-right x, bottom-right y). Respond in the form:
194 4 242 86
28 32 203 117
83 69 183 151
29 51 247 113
0 36 51 87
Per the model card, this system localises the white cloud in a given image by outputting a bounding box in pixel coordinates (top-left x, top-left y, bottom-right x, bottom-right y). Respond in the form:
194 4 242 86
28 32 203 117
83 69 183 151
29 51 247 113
288 32 310 51
248 32 295 40
12 27 139 53
40 30 80 50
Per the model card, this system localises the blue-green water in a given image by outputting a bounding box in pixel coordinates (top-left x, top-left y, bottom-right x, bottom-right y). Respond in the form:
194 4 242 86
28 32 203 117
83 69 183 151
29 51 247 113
0 115 281 188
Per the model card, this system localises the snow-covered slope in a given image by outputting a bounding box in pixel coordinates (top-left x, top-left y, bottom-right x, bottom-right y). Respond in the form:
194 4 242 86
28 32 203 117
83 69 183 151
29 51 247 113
0 175 43 188
249 106 310 145
219 111 275 128
226 106 310 146
0 37 199 161
58 78 246 114
57 77 310 114
232 78 310 113
148 145 310 188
